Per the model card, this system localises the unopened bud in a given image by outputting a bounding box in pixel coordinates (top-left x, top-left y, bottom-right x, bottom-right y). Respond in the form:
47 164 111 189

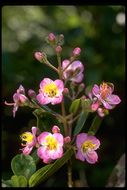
59 34 64 41
91 102 99 111
73 47 81 56
97 107 109 117
64 136 71 143
55 46 62 54
28 89 36 99
63 88 69 94
52 125 60 133
34 52 43 62
78 83 85 92
48 33 56 42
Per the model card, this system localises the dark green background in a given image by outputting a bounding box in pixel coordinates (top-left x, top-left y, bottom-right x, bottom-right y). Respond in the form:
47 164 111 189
2 5 125 187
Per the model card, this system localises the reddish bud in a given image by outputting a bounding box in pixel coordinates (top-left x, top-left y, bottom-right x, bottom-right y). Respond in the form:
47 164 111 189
48 33 56 42
73 47 81 56
63 88 69 94
64 136 71 143
91 102 100 111
28 89 36 99
52 125 60 133
55 46 62 54
34 52 43 62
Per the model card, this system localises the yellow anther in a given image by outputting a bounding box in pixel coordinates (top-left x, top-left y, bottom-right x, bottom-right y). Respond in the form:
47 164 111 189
44 83 58 98
20 132 34 143
100 82 110 98
45 135 58 150
82 140 96 153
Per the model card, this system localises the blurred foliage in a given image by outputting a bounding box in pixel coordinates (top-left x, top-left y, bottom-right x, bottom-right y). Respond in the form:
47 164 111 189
2 5 125 187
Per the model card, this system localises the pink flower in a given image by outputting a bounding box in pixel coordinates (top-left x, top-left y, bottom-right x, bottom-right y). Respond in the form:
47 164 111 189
92 82 121 110
37 127 64 163
36 78 64 105
5 85 28 117
76 133 100 164
62 60 84 83
20 127 38 155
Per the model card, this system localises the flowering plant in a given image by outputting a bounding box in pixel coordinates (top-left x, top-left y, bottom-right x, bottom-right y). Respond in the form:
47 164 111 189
3 33 121 187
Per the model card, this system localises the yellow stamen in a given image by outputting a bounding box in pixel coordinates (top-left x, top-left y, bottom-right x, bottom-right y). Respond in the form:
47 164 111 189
20 132 34 143
45 135 58 150
82 140 96 153
43 83 58 98
100 82 110 99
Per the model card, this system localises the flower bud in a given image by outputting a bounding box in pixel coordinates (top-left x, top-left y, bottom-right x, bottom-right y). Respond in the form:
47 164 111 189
73 47 81 56
64 136 71 143
59 34 64 41
28 89 36 99
91 101 100 111
52 125 60 133
97 107 109 117
63 88 69 95
55 46 62 54
34 52 43 62
48 33 56 42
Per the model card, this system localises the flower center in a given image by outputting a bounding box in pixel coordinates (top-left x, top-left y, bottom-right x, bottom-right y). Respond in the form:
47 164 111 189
44 83 58 98
81 140 96 153
45 135 58 150
20 132 34 144
100 82 110 99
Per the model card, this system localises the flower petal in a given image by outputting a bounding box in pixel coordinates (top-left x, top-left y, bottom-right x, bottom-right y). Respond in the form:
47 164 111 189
86 136 100 150
40 78 53 89
50 147 63 160
51 95 63 105
76 150 85 161
62 59 70 70
32 126 38 136
76 133 88 148
55 80 64 93
106 95 121 105
37 146 50 160
37 132 51 144
101 99 114 109
85 150 98 164
71 73 84 83
92 84 100 97
36 93 51 105
71 61 84 73
22 146 33 155
53 133 64 146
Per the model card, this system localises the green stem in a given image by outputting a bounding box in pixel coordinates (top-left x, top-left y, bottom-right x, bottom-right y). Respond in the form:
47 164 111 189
67 159 73 187
57 53 73 187
45 60 59 73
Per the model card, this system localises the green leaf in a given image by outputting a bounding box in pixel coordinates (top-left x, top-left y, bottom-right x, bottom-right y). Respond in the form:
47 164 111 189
2 175 27 187
2 179 12 187
81 98 93 112
29 148 74 187
32 99 60 117
11 175 27 187
31 149 40 164
88 115 103 135
73 111 89 136
69 98 81 114
11 154 36 180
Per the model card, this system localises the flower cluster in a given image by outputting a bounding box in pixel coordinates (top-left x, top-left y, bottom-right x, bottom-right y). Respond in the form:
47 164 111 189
5 32 121 167
20 126 100 164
